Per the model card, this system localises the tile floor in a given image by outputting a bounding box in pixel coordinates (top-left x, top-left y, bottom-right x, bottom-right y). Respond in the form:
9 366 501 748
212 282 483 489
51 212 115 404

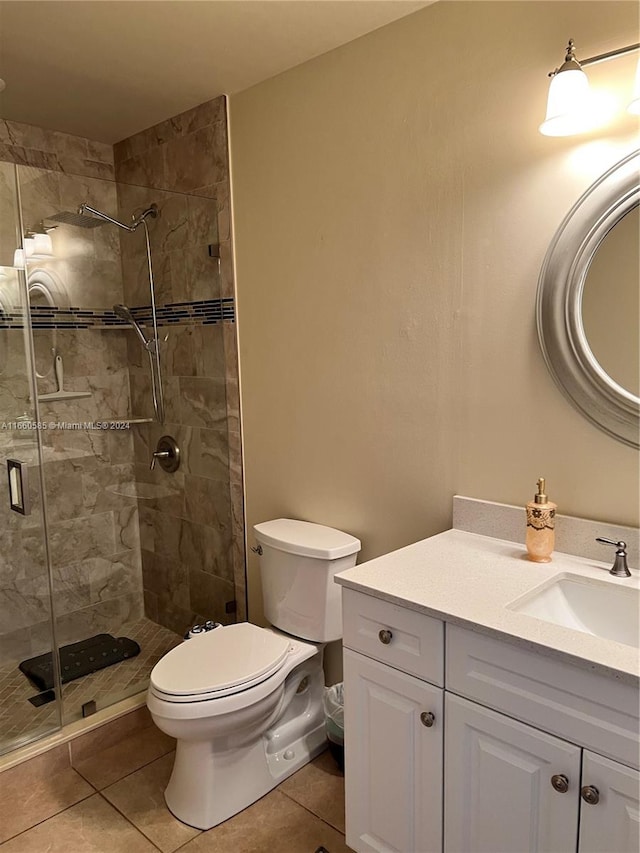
0 618 181 754
0 720 351 853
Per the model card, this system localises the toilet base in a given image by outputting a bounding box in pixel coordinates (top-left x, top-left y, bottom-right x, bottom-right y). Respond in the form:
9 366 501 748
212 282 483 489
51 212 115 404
166 722 327 830
162 653 328 830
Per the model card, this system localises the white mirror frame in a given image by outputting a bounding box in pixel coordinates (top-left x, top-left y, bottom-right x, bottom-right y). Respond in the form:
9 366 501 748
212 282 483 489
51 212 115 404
536 150 640 449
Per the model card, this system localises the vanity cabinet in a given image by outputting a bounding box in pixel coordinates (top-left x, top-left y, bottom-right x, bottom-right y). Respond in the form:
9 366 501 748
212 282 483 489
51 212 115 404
444 692 581 853
341 589 640 853
579 752 640 853
343 650 443 853
444 694 640 853
342 588 445 853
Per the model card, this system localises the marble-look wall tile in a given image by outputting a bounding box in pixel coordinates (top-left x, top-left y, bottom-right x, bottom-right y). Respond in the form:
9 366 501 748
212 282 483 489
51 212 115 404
163 326 198 377
185 194 218 246
114 95 245 628
89 550 143 602
139 504 232 582
195 324 226 377
132 463 185 518
178 376 226 429
0 142 59 171
114 504 141 552
112 147 166 191
141 549 190 612
186 427 230 482
181 245 221 302
163 124 227 193
188 569 235 623
47 511 116 568
0 119 115 181
0 572 51 633
183 474 231 530
55 593 143 646
52 550 142 617
0 625 35 663
42 461 85 522
81 463 136 515
113 98 225 174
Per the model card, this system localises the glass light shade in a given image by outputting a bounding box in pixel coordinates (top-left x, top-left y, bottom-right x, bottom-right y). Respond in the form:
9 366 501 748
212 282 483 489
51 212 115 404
539 67 600 136
628 57 640 114
22 236 35 259
32 232 53 258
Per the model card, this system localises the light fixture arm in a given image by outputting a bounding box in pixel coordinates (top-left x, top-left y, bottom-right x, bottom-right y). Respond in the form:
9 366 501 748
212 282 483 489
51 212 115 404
549 39 640 76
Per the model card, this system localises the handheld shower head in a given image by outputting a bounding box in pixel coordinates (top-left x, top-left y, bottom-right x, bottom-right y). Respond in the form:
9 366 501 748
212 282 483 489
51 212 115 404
113 303 152 350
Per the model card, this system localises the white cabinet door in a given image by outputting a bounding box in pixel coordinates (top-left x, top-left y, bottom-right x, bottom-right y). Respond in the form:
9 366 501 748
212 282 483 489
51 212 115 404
444 693 581 853
579 751 640 853
343 648 443 853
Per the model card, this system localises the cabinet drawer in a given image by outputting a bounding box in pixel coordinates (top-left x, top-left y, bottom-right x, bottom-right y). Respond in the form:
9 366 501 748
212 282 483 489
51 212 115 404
446 624 640 769
342 588 444 686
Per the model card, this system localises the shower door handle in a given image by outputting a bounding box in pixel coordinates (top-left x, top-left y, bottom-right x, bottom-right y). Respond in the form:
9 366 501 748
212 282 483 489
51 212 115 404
7 459 31 515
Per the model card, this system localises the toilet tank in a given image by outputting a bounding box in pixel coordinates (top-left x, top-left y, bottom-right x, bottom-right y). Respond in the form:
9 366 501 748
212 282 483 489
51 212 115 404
253 519 361 643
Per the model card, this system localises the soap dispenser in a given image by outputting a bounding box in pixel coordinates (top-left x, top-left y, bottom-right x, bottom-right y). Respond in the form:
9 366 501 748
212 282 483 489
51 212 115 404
526 477 557 563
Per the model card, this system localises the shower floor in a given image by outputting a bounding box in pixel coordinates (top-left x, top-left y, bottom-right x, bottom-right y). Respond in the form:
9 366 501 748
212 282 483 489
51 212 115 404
0 617 181 755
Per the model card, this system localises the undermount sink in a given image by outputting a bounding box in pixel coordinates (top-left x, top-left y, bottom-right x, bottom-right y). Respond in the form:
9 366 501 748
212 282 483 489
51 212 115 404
507 572 640 649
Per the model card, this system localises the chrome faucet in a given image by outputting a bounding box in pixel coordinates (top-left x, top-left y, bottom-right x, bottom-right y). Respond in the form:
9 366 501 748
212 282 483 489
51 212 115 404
595 537 631 577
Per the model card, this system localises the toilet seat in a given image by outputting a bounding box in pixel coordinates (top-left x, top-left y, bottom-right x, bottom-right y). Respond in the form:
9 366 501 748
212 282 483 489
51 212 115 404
150 623 292 702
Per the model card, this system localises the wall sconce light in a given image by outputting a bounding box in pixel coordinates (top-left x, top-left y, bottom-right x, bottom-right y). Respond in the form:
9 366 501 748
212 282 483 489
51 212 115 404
13 226 55 267
30 231 54 259
540 39 640 136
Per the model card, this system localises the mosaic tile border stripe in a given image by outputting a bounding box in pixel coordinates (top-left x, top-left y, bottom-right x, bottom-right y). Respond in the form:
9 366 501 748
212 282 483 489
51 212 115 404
0 298 235 330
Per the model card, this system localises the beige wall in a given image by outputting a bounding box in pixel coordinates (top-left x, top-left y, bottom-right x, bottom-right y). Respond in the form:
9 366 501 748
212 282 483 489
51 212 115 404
229 1 640 626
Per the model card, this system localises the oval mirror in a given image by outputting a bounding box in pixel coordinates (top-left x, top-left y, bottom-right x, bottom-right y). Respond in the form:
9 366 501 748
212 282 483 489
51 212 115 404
536 150 640 449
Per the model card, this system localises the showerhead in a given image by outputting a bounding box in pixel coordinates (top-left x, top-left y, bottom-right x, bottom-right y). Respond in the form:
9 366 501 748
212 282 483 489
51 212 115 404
46 202 158 231
113 303 152 350
113 303 135 323
45 211 106 229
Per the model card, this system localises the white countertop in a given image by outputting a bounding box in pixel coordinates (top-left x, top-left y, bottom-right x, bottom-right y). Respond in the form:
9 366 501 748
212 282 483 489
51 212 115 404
335 529 640 685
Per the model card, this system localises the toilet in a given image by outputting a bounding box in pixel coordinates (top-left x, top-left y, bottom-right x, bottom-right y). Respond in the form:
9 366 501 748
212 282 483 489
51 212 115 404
147 518 360 830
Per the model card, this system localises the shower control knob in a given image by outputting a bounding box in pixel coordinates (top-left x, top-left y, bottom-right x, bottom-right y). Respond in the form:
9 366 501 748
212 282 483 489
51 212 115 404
378 629 393 645
150 435 180 473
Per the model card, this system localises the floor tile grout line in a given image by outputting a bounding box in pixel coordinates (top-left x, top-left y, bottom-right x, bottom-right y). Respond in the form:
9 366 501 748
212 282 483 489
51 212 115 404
96 791 166 853
277 787 346 836
0 789 96 848
72 738 175 791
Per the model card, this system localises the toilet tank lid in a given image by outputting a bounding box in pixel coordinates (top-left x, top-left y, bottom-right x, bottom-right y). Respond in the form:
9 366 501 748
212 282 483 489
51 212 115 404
254 518 361 559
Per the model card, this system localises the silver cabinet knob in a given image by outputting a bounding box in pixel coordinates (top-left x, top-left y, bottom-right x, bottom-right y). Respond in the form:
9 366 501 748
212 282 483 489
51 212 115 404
581 786 600 805
551 774 569 793
420 711 435 727
378 629 393 645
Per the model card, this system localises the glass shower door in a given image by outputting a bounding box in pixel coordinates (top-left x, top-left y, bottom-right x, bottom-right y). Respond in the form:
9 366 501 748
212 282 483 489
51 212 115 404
0 161 61 755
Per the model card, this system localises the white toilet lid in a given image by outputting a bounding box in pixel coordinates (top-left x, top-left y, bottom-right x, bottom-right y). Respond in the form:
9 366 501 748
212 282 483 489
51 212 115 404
150 623 291 697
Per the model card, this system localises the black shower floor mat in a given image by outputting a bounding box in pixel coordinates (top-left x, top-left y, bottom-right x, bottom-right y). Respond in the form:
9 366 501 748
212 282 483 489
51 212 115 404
19 633 141 692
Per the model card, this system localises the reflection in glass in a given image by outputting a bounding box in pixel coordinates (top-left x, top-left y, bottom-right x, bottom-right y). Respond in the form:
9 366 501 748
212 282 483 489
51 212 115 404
581 205 639 398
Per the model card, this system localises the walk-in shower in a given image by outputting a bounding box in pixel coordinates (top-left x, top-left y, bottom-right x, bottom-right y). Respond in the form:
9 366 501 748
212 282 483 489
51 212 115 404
1 143 239 761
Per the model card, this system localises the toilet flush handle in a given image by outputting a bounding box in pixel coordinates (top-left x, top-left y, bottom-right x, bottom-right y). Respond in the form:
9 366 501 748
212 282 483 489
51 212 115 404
251 545 263 555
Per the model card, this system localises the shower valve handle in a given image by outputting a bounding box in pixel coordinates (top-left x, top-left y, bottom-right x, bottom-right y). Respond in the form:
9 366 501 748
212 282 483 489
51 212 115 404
149 435 180 473
150 450 170 470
